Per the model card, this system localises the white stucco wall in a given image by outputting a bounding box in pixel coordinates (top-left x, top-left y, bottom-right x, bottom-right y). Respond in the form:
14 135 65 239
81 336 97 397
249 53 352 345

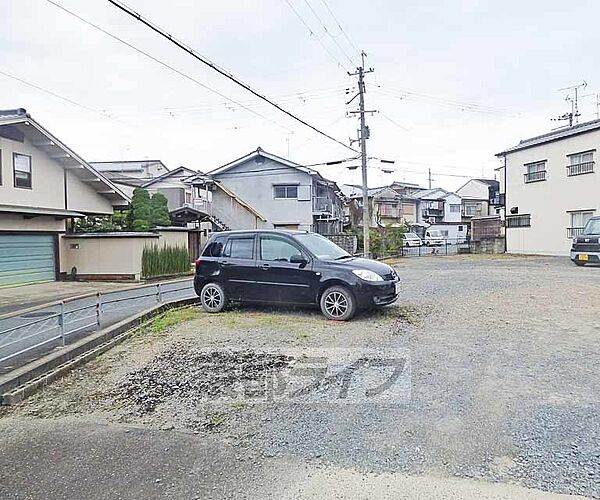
443 193 462 223
0 213 66 232
503 128 600 256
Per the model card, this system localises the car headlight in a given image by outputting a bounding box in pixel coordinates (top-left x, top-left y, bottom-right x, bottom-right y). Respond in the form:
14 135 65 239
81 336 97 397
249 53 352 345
352 269 384 282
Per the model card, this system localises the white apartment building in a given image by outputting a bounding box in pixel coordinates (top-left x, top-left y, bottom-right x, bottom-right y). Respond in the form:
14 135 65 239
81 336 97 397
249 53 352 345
496 119 600 256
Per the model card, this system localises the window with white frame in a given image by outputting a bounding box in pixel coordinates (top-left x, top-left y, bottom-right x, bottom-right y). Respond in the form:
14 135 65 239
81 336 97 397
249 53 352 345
567 151 594 176
568 210 594 238
463 203 481 216
506 214 531 228
449 204 461 213
13 153 32 189
273 185 298 199
524 161 546 183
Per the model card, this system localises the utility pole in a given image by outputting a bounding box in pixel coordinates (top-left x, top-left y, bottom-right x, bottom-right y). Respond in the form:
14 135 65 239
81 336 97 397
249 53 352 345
348 52 375 257
428 168 432 189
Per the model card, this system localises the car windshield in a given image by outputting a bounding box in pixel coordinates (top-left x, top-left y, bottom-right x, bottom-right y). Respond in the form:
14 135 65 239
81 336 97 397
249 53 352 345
293 233 350 260
583 218 600 235
405 233 419 239
429 230 442 237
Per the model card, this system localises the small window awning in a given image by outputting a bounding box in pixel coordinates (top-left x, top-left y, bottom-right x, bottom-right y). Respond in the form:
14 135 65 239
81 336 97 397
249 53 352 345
0 205 84 218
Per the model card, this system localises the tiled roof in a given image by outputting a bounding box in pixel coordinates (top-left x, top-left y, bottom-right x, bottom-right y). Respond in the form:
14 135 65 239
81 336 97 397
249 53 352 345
497 119 600 156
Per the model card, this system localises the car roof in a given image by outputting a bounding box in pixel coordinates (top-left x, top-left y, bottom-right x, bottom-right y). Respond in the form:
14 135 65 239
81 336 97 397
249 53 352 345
209 229 311 237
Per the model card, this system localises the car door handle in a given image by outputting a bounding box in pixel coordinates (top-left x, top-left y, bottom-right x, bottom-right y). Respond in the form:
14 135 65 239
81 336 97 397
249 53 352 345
219 260 231 266
259 263 270 270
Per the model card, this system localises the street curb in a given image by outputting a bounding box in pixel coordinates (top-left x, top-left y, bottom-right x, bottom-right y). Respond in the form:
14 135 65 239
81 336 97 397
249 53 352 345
0 297 200 405
0 276 194 321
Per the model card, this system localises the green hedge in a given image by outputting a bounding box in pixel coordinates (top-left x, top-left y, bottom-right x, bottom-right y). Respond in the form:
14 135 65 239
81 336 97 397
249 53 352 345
142 244 191 278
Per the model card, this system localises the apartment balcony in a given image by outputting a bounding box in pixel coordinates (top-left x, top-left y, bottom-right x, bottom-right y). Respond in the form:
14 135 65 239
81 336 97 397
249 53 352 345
422 208 444 218
183 199 212 214
524 170 546 183
490 193 505 206
313 196 333 214
566 161 594 177
567 227 585 239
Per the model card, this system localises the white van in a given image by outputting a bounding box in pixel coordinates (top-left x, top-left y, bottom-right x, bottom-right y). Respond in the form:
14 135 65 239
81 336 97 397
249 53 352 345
424 229 444 246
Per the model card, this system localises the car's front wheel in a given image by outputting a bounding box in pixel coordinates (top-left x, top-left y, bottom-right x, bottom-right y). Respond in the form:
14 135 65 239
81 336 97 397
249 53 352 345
200 282 227 313
320 285 356 321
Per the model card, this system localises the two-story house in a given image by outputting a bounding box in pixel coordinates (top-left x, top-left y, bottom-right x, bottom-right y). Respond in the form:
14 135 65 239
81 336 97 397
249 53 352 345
209 148 344 234
496 119 600 256
413 188 467 241
456 178 502 222
0 109 129 286
341 184 418 228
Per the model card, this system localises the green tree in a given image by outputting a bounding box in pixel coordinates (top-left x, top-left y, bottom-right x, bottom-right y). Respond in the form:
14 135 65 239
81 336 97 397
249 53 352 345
149 192 171 227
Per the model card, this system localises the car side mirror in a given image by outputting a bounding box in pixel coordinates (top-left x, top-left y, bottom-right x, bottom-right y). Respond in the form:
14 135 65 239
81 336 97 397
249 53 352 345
290 254 308 265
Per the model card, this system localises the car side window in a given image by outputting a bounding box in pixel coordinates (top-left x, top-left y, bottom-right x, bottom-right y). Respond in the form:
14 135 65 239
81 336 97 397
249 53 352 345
202 237 226 257
260 236 302 262
223 237 254 259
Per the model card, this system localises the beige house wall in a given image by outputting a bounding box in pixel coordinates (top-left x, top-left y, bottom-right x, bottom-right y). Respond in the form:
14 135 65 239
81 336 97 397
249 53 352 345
0 213 66 232
60 234 160 280
66 170 114 214
0 135 114 215
504 129 600 256
0 135 65 209
153 230 188 248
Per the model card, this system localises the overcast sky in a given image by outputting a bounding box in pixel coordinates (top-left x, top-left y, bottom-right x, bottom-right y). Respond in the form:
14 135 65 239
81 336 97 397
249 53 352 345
1 0 599 190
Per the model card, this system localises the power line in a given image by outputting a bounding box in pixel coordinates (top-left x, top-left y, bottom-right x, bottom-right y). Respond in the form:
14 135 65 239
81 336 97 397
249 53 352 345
302 0 355 66
283 0 349 71
45 0 293 132
106 0 358 154
0 69 100 115
318 0 361 56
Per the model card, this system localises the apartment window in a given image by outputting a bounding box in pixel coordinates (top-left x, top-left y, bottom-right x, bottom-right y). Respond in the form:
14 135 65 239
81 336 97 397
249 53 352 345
506 214 531 228
463 203 481 216
13 153 32 189
449 204 461 213
567 151 595 176
273 185 298 199
524 161 546 183
567 210 594 238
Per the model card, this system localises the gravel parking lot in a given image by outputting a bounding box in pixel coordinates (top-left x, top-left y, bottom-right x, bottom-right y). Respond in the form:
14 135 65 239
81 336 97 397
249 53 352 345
1 255 598 499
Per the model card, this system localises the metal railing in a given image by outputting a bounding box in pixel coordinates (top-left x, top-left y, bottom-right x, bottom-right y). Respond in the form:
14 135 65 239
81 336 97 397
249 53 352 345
524 170 546 183
313 196 333 213
567 161 594 177
0 281 194 367
567 227 585 239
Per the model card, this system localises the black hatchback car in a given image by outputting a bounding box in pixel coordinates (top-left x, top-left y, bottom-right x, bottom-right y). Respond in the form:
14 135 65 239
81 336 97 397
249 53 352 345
194 230 400 320
571 215 600 266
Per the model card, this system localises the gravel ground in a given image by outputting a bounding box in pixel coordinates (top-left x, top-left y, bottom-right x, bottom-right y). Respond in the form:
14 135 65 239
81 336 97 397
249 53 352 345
1 254 599 499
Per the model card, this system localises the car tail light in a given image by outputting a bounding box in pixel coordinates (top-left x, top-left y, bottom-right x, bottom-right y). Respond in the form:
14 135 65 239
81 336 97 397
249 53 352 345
194 258 200 271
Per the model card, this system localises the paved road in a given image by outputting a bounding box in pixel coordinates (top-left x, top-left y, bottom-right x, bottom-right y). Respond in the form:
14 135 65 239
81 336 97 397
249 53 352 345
0 279 195 375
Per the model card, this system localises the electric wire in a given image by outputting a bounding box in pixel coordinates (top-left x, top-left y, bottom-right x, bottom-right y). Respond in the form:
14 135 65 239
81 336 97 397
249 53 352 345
106 0 358 153
45 0 293 132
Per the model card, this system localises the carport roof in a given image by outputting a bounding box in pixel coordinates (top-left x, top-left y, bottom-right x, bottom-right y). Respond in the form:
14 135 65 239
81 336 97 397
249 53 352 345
0 204 84 218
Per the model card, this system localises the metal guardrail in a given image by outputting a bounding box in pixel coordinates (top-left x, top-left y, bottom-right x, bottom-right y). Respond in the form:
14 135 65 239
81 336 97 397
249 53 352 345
0 281 194 366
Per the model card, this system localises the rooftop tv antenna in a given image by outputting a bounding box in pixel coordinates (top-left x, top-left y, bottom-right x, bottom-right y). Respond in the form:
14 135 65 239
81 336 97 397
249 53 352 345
553 81 587 126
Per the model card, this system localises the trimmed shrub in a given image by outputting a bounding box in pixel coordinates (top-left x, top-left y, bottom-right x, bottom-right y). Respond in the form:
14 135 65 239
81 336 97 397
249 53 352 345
142 244 191 278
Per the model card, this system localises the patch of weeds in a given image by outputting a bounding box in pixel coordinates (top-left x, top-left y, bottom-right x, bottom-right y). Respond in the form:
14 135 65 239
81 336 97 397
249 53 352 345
230 401 246 410
374 304 429 334
203 412 227 430
150 307 200 334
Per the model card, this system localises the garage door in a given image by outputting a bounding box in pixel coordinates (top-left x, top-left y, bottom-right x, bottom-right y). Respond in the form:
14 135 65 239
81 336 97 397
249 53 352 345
0 235 56 287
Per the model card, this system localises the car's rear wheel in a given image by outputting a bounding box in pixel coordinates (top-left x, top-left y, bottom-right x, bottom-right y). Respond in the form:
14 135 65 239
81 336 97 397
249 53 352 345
320 286 356 321
200 282 227 313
